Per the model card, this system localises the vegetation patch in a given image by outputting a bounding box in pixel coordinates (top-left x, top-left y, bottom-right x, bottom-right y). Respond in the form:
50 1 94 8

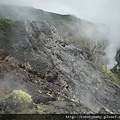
51 14 75 22
102 65 120 85
0 18 15 30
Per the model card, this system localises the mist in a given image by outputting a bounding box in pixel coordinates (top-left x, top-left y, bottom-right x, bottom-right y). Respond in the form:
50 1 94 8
0 0 120 69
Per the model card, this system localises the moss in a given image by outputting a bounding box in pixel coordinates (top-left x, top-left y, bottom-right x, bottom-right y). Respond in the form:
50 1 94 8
102 65 120 85
0 18 15 30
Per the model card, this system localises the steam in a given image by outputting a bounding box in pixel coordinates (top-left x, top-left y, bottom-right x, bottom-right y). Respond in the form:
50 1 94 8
105 25 120 69
0 0 120 68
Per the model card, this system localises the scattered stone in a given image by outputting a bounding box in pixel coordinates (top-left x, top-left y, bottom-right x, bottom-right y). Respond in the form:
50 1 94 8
46 71 58 82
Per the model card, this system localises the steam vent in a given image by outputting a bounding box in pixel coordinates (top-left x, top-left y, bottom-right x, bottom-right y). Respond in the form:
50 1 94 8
0 3 120 118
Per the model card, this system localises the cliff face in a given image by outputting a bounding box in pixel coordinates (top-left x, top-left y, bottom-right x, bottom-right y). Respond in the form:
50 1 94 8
0 20 120 114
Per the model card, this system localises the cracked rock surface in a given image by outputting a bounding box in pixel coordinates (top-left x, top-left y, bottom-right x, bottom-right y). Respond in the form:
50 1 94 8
0 20 120 114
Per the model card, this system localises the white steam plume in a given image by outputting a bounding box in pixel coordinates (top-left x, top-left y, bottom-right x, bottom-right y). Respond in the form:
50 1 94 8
105 25 120 69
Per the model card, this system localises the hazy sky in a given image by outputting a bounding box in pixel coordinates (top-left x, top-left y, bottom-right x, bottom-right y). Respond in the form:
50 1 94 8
0 0 120 25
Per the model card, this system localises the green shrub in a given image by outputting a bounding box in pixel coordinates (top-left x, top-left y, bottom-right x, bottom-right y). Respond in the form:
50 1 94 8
0 18 15 30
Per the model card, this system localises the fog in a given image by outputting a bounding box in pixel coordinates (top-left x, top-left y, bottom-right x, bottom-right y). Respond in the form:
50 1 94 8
0 0 120 68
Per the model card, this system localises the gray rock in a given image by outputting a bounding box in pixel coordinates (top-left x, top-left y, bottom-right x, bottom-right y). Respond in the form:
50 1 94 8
2 90 34 113
0 20 119 114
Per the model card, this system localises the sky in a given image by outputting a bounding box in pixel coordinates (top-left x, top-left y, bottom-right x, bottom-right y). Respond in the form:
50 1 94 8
0 0 120 68
0 0 120 25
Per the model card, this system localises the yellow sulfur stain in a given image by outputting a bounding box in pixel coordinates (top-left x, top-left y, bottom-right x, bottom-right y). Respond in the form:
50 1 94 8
102 65 120 85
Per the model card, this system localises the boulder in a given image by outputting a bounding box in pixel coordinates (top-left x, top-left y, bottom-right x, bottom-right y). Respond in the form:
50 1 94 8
2 90 34 113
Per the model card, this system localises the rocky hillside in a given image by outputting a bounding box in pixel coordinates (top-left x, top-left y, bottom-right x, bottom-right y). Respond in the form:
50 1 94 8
0 4 120 114
0 4 109 65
